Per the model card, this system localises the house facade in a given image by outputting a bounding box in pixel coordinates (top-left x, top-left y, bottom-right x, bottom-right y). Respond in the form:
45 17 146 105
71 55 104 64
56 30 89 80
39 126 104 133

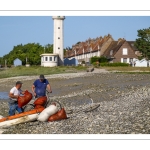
13 58 22 67
65 34 114 64
103 39 140 63
40 53 58 67
65 35 140 65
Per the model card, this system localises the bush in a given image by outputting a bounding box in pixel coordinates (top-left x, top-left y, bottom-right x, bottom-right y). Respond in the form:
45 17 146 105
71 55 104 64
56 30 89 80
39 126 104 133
100 62 129 67
91 56 108 64
92 62 100 67
81 60 85 64
99 56 108 63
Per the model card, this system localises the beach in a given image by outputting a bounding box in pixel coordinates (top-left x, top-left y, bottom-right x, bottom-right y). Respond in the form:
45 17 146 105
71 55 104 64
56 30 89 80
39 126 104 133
0 71 150 134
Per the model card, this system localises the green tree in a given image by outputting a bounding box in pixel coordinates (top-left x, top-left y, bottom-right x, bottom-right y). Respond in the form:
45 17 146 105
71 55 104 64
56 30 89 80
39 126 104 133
135 27 150 67
44 44 53 53
2 43 53 66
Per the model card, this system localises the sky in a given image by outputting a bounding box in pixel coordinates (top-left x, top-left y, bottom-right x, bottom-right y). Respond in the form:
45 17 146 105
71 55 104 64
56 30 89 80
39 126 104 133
0 16 150 57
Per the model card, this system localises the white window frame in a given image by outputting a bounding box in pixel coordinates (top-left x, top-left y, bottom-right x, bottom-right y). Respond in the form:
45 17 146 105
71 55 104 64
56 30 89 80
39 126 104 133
54 56 57 61
49 57 52 61
123 58 127 63
110 50 113 55
123 48 128 55
45 57 48 61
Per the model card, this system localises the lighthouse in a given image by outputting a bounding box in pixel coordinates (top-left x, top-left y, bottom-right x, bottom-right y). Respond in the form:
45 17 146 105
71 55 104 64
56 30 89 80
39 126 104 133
52 16 65 66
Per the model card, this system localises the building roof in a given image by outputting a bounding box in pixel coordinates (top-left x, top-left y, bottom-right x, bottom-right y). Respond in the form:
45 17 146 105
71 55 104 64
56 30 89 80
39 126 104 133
103 39 126 58
65 34 113 58
103 40 139 58
127 41 138 51
14 58 22 61
40 53 58 56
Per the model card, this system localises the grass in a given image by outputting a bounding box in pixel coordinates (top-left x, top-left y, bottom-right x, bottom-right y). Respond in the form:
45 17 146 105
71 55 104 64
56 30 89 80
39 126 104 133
116 72 150 74
1 66 150 79
101 66 150 72
0 66 87 79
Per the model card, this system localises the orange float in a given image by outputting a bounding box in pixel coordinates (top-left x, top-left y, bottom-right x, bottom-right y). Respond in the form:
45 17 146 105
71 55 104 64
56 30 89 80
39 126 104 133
0 107 44 122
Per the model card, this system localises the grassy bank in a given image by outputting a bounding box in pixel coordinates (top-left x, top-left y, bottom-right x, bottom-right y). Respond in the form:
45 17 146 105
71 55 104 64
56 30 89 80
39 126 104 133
0 66 87 79
101 66 150 72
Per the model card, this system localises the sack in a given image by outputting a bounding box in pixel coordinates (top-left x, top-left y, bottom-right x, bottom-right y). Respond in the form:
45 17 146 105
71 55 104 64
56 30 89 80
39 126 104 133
34 96 47 106
18 90 32 108
48 108 67 122
34 105 45 109
37 104 58 122
0 115 4 119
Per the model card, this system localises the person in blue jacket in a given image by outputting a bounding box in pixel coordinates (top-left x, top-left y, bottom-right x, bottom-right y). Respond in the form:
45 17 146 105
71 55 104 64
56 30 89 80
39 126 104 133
32 74 52 98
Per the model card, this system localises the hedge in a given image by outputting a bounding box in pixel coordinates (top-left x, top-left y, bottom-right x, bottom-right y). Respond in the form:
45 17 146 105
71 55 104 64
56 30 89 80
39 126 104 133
100 62 129 67
90 56 108 64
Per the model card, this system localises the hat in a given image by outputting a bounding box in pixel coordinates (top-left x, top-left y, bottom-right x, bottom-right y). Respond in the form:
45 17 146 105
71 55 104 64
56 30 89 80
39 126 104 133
39 74 45 79
16 81 23 85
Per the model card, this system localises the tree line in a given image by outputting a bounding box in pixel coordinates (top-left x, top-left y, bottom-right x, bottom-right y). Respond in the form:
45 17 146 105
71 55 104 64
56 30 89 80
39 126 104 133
0 43 53 66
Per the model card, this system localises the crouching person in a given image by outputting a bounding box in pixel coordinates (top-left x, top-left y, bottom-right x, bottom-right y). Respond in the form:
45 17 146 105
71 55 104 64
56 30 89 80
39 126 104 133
8 81 25 116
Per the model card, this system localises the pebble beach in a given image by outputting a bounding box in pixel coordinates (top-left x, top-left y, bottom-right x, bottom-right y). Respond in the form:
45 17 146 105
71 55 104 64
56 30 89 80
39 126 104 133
0 70 150 134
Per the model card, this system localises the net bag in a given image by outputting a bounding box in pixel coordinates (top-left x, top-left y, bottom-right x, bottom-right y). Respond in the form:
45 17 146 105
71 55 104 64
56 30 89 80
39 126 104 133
34 96 47 106
18 90 32 108
34 105 45 109
48 108 67 122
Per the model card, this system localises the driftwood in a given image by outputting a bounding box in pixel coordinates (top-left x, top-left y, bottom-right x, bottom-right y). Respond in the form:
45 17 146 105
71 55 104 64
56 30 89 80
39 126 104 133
87 67 94 72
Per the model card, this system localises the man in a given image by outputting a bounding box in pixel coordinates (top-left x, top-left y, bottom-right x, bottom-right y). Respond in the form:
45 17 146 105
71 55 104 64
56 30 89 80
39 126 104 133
9 81 25 116
32 74 52 98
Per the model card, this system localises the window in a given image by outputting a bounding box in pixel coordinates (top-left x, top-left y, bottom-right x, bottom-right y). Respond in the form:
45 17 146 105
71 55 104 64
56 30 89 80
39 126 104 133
49 57 52 61
130 58 133 62
45 57 48 61
123 48 128 55
110 50 113 55
58 47 60 49
58 37 60 39
54 56 57 61
58 27 60 29
123 58 127 63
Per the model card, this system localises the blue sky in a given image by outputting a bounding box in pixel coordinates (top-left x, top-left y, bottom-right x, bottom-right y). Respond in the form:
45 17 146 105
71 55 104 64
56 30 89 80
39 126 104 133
0 16 150 57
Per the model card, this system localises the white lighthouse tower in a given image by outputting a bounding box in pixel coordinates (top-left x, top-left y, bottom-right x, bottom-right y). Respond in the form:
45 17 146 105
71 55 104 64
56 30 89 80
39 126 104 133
52 16 65 66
